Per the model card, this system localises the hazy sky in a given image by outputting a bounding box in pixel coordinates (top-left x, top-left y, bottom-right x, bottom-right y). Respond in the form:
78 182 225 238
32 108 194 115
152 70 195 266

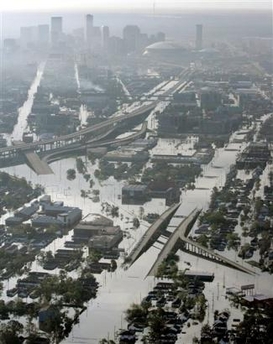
0 0 271 12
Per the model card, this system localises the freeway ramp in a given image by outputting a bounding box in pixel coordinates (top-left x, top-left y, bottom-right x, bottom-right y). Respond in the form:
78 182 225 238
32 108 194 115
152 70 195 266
147 208 256 277
24 151 53 175
12 140 53 175
147 208 200 277
127 203 181 267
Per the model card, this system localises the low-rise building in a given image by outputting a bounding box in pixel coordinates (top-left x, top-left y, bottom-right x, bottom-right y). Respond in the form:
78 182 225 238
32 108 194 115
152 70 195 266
236 142 271 169
32 215 62 228
74 215 114 239
5 216 24 226
122 184 149 204
148 181 181 206
88 226 123 252
15 204 39 220
36 202 82 227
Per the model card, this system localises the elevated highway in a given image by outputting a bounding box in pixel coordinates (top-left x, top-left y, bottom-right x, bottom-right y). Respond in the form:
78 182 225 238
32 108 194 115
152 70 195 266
11 141 53 175
127 203 181 266
88 121 148 148
0 68 193 157
24 151 53 175
0 103 156 155
0 103 156 171
147 208 201 276
146 208 256 277
42 121 148 165
0 69 193 172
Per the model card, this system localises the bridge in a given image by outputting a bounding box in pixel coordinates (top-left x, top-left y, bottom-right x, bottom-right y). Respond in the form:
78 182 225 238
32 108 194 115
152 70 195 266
88 121 148 148
0 69 193 173
0 68 192 159
0 102 156 156
11 141 53 175
42 121 148 165
146 208 256 277
127 203 181 266
0 102 156 172
147 208 201 276
24 151 53 175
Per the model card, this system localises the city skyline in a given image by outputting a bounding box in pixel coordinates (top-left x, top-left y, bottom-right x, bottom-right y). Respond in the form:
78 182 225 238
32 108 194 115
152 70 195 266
0 0 272 342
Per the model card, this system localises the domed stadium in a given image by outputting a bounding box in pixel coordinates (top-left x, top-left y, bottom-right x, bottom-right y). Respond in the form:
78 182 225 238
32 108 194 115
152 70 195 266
143 41 189 63
144 41 186 54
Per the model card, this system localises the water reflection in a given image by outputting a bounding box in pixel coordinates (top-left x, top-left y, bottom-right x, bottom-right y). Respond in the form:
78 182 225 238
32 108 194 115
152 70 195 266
1 126 273 342
8 62 45 144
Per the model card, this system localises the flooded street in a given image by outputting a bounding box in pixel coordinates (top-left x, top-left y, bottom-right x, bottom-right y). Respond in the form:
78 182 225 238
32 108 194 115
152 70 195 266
2 127 273 343
7 62 45 144
0 5 271 344
1 69 273 342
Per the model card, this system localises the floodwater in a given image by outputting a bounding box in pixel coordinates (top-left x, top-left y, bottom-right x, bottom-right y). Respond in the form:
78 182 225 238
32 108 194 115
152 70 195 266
2 127 273 343
7 62 45 144
2 78 273 343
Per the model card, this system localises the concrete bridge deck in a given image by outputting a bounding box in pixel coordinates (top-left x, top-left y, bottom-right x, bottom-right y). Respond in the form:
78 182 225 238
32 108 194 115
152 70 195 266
88 121 148 148
146 208 256 277
12 141 53 175
147 208 200 276
0 102 157 156
180 236 256 275
42 121 148 165
127 203 181 266
24 151 53 175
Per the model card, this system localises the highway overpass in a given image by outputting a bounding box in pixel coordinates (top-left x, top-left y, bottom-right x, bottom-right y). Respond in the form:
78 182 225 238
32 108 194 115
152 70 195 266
146 208 256 277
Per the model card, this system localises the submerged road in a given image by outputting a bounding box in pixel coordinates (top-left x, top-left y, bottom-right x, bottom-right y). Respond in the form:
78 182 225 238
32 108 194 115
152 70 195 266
0 68 192 155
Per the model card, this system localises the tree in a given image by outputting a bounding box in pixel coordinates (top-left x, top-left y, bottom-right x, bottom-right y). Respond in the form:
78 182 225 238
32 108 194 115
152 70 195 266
84 173 91 182
87 249 102 263
37 251 54 266
110 260 117 271
195 294 207 322
227 233 240 251
125 303 148 324
76 158 86 174
13 299 27 317
111 206 119 218
133 217 140 228
236 306 273 344
45 225 59 234
66 169 76 180
147 308 167 342
197 234 209 248
0 320 24 344
25 319 41 344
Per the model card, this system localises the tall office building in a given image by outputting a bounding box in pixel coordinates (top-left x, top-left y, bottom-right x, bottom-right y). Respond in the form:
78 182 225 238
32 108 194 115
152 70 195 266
123 25 140 53
85 14 102 51
102 26 110 50
156 32 166 42
51 16 63 45
20 26 37 48
196 24 203 50
108 36 124 55
38 25 49 44
86 14 94 45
